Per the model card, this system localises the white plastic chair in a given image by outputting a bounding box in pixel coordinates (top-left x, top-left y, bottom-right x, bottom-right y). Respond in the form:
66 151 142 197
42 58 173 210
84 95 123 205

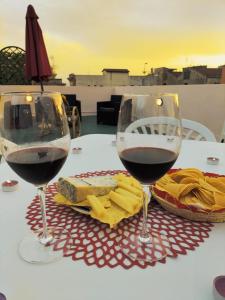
219 121 225 143
66 106 81 139
181 119 216 142
126 117 216 142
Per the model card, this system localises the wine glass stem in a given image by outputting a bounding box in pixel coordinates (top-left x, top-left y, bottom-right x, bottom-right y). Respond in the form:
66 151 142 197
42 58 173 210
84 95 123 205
139 184 151 243
37 185 52 245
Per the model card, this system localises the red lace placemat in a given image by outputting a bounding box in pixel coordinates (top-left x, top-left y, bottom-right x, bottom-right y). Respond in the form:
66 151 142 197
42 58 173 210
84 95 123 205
26 170 214 269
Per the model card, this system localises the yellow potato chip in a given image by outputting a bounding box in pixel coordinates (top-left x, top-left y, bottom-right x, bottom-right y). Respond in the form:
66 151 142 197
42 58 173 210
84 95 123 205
155 168 225 212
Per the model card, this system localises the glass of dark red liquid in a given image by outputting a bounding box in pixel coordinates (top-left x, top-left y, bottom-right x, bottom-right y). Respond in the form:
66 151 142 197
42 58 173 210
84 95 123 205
0 92 71 264
116 93 182 262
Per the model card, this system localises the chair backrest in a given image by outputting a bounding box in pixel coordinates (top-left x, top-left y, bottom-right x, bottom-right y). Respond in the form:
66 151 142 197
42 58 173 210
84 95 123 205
219 121 225 143
125 117 216 142
63 94 82 120
110 95 122 103
64 94 77 106
181 119 216 142
126 116 178 136
66 106 81 139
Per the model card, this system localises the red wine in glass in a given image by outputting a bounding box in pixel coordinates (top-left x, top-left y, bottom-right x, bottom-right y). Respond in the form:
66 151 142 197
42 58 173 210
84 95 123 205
119 147 178 184
6 147 68 186
0 92 71 264
116 93 182 262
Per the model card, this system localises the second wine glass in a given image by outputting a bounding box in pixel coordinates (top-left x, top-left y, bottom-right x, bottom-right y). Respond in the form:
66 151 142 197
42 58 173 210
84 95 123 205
116 93 182 262
0 92 71 264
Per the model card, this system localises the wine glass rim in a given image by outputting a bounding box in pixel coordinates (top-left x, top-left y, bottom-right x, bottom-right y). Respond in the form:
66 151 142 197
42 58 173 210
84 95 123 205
1 91 62 96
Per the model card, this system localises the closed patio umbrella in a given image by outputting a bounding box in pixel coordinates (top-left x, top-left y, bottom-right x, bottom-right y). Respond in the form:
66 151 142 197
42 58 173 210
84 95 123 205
25 4 52 91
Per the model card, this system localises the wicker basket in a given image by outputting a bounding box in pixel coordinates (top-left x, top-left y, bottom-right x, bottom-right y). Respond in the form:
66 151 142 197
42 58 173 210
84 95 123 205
152 191 225 223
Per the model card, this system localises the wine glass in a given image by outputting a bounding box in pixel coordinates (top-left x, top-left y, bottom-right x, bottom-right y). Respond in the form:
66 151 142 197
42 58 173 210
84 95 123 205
116 93 182 262
0 92 71 264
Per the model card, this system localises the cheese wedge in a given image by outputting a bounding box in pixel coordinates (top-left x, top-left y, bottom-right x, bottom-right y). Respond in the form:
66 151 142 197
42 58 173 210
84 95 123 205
57 176 117 202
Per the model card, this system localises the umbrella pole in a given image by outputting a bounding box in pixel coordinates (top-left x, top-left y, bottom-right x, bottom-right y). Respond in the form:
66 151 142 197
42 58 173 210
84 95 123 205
40 79 44 93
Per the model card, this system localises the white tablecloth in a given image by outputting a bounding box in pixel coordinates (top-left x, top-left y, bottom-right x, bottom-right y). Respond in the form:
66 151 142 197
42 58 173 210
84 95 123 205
0 134 225 300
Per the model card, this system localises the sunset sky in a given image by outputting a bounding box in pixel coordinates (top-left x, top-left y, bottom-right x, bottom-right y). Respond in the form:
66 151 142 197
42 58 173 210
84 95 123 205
1 0 225 84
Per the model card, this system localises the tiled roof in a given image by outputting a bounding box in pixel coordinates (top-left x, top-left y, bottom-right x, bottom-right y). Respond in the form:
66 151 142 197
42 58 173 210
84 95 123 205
102 68 129 73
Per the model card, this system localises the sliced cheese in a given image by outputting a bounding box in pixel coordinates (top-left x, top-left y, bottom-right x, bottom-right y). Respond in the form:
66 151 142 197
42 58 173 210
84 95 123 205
115 188 142 202
117 182 142 197
109 190 139 214
87 195 107 218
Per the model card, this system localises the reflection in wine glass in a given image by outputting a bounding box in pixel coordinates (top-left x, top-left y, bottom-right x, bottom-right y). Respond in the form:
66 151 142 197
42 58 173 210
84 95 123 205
0 92 71 264
116 93 182 262
0 142 2 164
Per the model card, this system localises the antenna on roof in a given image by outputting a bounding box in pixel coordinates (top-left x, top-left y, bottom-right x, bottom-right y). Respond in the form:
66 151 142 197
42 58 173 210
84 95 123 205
143 62 148 75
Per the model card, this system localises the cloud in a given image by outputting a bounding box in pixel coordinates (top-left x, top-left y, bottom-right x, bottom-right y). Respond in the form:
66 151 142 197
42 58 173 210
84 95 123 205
170 54 225 69
1 0 225 81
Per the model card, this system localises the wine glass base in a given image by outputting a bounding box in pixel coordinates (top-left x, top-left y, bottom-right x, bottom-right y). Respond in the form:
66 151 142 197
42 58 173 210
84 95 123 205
119 230 170 263
18 227 71 264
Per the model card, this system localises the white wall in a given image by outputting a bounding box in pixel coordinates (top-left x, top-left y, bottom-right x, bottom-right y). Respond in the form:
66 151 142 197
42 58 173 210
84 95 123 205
102 72 129 86
76 75 103 86
0 84 225 140
114 85 225 140
0 85 115 115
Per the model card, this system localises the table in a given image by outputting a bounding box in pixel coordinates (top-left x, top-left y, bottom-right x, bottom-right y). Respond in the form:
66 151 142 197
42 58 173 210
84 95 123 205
0 134 225 300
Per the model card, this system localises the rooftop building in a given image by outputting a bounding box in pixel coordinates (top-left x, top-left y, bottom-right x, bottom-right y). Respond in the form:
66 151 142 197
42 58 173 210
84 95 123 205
68 65 225 86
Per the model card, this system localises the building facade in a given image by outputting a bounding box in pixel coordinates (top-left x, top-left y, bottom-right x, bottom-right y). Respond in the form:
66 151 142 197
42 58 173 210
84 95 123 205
68 69 130 86
68 66 225 86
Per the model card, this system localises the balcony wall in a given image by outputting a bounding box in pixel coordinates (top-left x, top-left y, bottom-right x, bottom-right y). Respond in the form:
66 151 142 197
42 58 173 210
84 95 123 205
0 84 224 140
